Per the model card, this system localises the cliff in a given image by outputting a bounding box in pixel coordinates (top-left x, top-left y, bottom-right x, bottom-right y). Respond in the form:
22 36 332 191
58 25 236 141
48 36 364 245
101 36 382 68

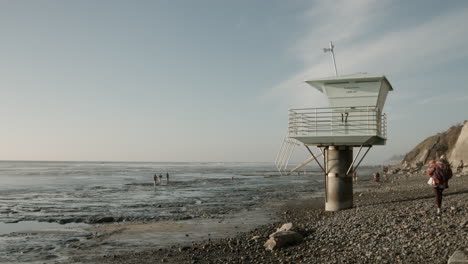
402 121 467 166
450 121 468 163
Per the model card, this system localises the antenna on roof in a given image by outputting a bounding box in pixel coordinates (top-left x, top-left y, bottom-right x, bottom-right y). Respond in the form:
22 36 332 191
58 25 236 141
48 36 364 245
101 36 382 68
323 41 338 77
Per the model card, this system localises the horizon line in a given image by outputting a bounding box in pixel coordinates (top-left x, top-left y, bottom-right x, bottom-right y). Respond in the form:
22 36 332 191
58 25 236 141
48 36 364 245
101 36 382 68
0 159 275 164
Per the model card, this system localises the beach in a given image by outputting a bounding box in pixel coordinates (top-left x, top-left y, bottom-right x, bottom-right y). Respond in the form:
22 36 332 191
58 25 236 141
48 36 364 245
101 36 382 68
91 172 468 264
1 162 466 263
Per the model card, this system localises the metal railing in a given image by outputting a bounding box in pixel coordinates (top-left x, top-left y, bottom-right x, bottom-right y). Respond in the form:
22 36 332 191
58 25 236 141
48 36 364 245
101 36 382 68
275 134 301 175
288 106 387 138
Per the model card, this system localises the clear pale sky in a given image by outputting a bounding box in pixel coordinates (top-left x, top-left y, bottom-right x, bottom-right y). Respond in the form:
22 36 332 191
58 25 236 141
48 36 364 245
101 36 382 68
1 0 467 163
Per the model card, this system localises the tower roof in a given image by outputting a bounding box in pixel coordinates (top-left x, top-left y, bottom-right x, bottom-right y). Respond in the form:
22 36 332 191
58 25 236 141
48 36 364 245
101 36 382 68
305 74 394 93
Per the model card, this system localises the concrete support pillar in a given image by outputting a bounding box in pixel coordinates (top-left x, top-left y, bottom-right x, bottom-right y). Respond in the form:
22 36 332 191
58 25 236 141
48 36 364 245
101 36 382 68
325 146 353 211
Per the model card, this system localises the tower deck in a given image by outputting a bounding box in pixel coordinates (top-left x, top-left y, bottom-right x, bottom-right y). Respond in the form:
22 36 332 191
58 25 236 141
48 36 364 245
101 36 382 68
288 106 387 146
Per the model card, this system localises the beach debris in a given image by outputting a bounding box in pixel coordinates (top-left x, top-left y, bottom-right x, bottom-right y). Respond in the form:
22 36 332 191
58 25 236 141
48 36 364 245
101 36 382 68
264 223 303 250
447 250 467 264
275 222 294 233
178 246 190 252
264 231 303 251
250 235 260 241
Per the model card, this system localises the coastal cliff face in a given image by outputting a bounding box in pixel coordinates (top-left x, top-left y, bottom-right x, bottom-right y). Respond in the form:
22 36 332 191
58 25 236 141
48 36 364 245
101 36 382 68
450 121 468 164
402 121 467 166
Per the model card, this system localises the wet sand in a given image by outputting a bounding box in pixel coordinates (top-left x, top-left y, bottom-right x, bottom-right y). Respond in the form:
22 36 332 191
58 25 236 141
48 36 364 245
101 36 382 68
89 173 468 264
68 207 275 261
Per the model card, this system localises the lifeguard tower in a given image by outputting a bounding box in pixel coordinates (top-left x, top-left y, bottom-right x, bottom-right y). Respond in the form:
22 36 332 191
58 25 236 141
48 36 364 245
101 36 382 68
275 42 394 211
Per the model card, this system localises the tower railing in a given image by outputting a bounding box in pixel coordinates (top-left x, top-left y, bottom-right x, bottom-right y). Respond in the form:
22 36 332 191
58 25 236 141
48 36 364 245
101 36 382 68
288 106 387 138
275 133 301 175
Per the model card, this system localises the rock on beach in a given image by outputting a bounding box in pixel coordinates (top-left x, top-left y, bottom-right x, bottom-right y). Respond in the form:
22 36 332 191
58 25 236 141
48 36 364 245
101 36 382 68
264 230 303 251
264 223 303 250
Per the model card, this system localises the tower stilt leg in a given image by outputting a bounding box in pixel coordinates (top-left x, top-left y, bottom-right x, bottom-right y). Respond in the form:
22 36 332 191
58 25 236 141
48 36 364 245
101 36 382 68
325 146 353 211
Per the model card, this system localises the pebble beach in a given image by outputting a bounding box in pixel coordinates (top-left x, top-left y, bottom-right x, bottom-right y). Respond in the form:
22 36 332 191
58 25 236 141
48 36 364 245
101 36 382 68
93 172 468 264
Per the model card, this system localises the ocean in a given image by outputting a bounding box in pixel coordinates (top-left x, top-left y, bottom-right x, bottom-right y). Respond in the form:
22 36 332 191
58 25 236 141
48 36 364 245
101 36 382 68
0 161 324 263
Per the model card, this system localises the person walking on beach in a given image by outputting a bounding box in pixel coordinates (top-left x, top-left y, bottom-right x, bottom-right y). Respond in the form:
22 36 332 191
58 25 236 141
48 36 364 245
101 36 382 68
166 172 169 184
383 166 389 181
457 160 464 173
373 172 380 183
426 159 453 215
352 171 358 184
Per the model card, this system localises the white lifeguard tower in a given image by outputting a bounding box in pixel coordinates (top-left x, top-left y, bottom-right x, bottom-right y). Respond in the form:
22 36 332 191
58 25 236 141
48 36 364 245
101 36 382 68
275 42 394 211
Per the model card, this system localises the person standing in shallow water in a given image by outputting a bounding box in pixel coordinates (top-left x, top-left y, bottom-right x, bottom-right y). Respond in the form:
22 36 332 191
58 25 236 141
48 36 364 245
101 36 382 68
166 172 169 184
159 174 163 185
153 174 158 188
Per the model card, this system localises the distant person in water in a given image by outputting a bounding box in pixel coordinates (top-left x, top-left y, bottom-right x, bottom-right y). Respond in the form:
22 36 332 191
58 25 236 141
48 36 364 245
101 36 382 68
166 172 169 183
373 172 380 183
352 171 358 184
153 174 158 188
159 174 163 185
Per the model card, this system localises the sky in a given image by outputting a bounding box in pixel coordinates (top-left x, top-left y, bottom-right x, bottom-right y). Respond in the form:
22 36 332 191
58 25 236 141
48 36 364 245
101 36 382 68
1 0 467 164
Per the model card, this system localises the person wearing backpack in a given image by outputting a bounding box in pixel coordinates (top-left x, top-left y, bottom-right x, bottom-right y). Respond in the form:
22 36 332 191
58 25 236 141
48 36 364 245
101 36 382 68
426 158 453 215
